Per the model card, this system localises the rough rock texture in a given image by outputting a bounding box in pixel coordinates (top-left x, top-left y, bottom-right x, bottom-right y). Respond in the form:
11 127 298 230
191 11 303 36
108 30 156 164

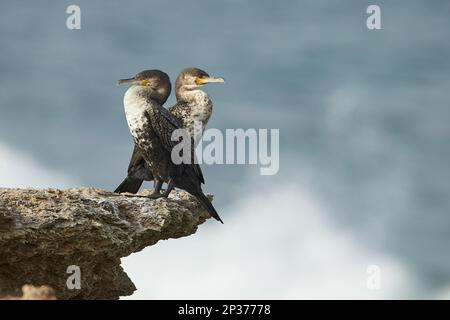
0 187 211 299
1 285 57 300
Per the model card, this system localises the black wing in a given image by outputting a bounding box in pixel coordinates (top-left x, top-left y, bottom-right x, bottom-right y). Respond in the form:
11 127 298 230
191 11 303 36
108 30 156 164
127 144 154 181
127 144 143 173
148 106 204 184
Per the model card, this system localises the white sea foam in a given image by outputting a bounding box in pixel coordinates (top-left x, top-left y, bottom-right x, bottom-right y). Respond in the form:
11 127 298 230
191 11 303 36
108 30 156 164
122 181 418 299
0 141 77 188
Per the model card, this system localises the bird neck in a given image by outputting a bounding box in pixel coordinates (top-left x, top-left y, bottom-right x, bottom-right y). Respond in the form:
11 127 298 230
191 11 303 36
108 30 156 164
124 85 165 106
176 87 209 105
124 86 160 110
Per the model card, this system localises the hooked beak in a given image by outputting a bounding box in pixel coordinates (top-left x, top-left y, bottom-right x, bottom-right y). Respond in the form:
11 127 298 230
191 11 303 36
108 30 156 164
196 76 225 86
117 77 136 86
117 77 153 87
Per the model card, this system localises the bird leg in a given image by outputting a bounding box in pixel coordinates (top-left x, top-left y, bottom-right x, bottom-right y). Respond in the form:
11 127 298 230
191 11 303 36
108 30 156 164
120 180 163 198
147 179 174 199
152 179 163 194
160 179 174 197
146 179 163 199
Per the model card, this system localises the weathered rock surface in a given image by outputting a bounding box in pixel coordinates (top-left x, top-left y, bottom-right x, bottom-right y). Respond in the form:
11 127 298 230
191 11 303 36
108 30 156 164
1 285 57 300
0 187 211 299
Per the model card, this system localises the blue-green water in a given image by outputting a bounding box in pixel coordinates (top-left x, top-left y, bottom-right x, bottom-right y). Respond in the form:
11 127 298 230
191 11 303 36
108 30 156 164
1 0 449 298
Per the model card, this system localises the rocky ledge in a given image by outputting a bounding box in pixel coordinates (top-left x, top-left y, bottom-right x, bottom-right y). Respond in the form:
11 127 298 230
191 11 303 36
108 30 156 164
0 187 212 299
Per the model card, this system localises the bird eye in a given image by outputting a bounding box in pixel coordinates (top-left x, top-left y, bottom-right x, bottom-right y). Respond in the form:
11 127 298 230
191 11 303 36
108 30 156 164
195 77 203 85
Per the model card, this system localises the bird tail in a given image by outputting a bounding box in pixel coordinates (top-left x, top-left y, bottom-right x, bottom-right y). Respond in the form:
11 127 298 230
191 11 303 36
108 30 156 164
192 190 223 224
114 177 143 194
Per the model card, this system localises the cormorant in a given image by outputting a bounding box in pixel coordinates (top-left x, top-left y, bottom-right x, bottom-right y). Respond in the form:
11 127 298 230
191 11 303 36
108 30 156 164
115 68 224 194
117 69 223 223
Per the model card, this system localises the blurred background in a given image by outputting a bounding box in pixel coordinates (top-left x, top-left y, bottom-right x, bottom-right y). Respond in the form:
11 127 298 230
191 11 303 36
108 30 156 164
1 0 449 299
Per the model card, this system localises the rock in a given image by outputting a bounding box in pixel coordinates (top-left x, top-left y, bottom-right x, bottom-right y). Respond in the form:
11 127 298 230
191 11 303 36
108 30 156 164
0 187 212 299
1 285 57 300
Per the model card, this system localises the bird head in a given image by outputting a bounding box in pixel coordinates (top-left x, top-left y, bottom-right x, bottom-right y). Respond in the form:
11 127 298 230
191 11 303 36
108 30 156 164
176 68 224 93
117 69 172 104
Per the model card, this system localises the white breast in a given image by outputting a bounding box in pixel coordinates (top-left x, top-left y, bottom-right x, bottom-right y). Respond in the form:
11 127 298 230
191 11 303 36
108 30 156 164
123 86 150 139
190 90 213 122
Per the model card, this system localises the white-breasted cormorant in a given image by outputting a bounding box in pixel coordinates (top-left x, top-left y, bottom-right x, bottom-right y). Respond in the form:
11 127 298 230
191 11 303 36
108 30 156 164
115 68 224 194
117 69 223 223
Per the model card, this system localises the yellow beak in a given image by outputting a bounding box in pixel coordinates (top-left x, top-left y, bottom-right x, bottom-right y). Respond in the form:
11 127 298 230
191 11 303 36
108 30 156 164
195 76 225 86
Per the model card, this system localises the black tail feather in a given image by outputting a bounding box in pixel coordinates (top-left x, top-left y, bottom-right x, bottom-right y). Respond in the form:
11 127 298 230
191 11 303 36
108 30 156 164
114 177 143 194
173 165 223 223
192 191 223 223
